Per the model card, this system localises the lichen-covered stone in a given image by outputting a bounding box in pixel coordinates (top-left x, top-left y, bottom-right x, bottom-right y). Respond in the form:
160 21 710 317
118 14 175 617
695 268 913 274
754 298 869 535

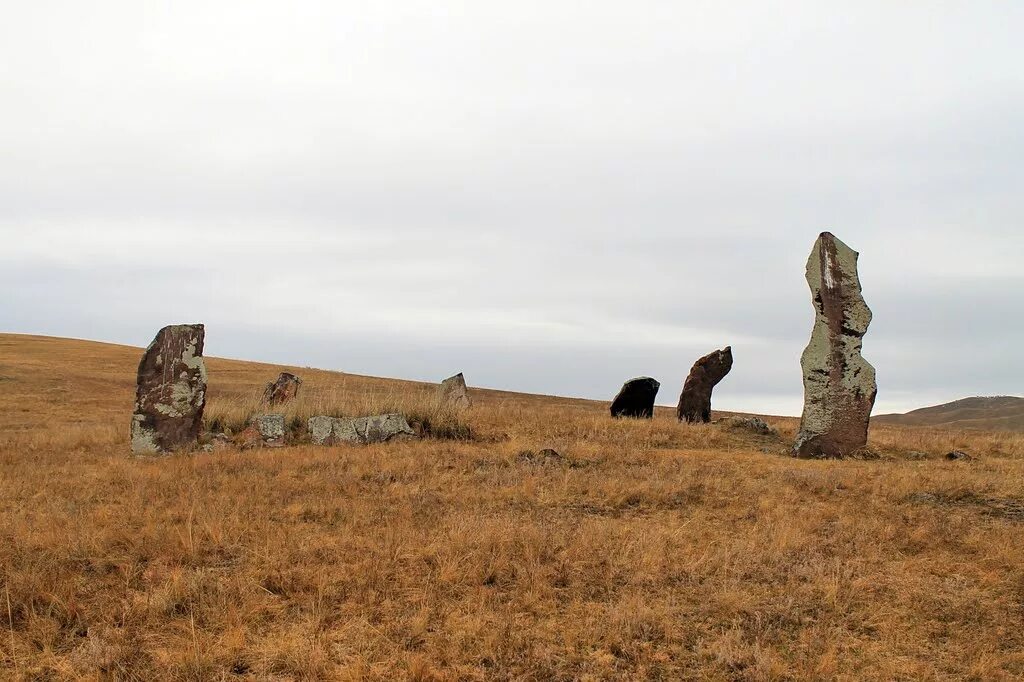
305 414 416 445
254 414 286 444
263 373 302 405
610 377 660 418
438 373 471 409
794 233 877 458
130 324 207 454
677 347 733 423
307 416 335 445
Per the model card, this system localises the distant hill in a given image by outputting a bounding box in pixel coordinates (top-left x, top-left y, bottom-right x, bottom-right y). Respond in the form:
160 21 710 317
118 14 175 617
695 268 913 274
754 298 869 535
875 396 1024 432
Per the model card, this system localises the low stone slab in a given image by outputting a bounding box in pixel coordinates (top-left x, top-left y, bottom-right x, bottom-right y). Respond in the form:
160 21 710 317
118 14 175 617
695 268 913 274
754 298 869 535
255 414 286 443
307 414 416 445
717 415 776 436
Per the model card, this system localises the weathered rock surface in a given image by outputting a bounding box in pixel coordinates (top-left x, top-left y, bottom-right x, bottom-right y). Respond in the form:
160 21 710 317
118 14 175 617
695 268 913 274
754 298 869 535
610 377 660 418
438 372 472 409
130 324 207 454
718 415 776 436
307 414 416 445
263 372 302 405
677 347 733 423
793 232 877 458
255 414 286 444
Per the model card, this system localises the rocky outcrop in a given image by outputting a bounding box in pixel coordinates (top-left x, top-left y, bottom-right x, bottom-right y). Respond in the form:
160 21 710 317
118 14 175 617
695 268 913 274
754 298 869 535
610 377 660 418
677 347 733 423
307 414 416 445
263 372 302 405
438 373 471 409
130 324 207 454
793 232 877 458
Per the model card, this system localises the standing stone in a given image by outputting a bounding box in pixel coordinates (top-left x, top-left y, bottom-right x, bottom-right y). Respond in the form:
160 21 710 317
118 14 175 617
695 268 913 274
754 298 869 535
677 346 733 423
263 372 302 405
438 372 471 409
794 232 877 458
610 377 660 418
130 324 207 454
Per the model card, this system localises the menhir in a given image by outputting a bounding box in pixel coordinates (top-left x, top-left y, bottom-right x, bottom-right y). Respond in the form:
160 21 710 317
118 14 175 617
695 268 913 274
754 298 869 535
610 377 660 418
793 232 877 458
130 324 207 454
677 346 732 423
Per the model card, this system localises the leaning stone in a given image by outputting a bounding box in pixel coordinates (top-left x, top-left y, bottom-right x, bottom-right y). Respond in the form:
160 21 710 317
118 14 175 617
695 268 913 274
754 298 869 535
677 347 733 423
263 372 302 405
793 233 877 458
610 377 660 418
438 373 472 409
130 324 207 455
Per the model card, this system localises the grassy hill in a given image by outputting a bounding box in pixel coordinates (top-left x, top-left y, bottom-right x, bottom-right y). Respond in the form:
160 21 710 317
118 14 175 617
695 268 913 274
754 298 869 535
875 396 1024 432
2 333 1024 679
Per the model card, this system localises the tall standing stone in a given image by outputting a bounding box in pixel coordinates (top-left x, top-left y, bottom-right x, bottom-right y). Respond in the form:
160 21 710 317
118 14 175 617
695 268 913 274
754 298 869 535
794 232 877 458
677 346 733 423
130 324 207 454
438 372 471 409
610 377 660 418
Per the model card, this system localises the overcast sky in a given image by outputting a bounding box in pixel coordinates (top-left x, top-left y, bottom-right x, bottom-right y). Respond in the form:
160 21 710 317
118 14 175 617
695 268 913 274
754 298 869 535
1 2 1021 415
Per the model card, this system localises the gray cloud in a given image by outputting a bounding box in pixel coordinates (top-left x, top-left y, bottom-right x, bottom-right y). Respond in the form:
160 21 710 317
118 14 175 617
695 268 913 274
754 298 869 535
1 2 1021 415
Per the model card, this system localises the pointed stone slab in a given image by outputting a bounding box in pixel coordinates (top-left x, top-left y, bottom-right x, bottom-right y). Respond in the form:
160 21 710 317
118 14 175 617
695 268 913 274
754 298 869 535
610 377 660 418
794 233 877 458
438 372 471 409
677 346 733 423
130 324 207 454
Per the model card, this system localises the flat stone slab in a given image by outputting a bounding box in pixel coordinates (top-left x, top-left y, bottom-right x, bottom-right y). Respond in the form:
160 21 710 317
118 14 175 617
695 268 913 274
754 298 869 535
307 413 416 445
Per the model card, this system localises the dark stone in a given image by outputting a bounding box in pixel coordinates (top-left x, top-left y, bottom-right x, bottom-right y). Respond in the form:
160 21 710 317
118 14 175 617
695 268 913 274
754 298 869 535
677 347 733 423
610 377 660 418
130 324 207 454
263 372 302 405
946 450 972 461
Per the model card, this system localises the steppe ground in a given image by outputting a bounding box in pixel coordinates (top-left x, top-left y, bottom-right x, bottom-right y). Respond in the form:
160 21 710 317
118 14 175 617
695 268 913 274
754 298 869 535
2 333 1024 681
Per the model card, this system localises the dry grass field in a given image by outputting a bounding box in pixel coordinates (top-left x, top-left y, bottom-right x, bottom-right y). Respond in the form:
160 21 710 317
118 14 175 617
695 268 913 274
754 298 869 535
2 333 1024 681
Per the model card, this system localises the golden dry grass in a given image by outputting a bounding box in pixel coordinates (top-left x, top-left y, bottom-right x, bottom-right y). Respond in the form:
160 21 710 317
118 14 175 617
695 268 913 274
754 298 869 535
2 332 1024 680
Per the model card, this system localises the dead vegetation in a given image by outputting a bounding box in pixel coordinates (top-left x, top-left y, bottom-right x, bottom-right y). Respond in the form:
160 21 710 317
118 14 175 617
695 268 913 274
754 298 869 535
2 333 1024 680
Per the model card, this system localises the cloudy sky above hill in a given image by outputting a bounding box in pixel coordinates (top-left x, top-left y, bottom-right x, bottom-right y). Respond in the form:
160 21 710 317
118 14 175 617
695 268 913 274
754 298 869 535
1 2 1021 415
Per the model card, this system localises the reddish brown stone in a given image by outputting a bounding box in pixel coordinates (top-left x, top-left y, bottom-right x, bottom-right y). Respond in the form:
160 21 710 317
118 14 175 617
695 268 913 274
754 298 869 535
130 324 207 454
677 347 733 423
263 372 302 405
